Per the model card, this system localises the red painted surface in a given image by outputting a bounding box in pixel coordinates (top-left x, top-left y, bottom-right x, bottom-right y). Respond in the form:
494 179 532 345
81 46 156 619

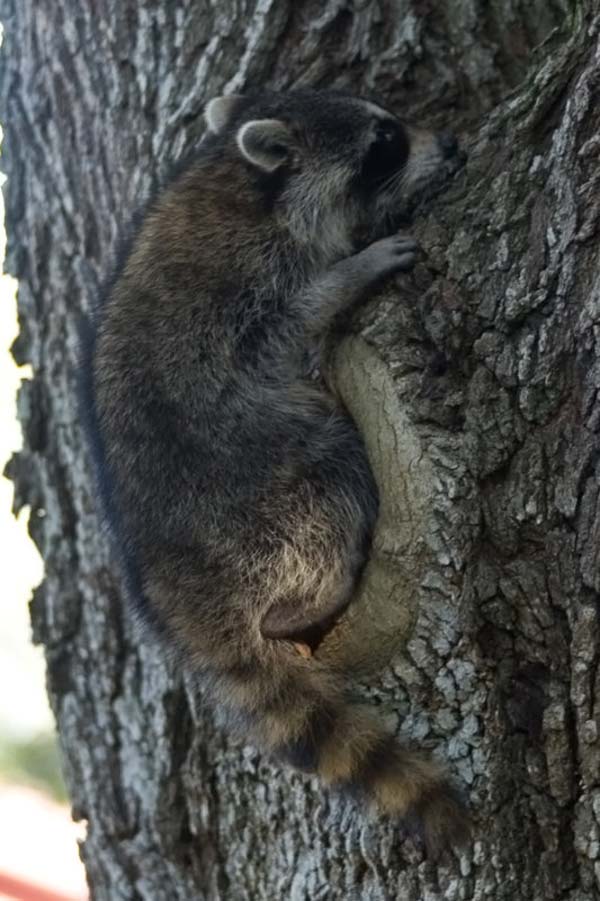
0 784 87 901
0 871 83 901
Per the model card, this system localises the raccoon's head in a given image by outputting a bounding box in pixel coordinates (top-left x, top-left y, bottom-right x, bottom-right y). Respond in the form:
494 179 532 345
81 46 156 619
204 89 461 262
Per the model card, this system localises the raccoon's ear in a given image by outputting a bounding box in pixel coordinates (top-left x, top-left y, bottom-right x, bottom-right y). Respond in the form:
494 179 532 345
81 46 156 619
236 119 293 173
204 95 243 133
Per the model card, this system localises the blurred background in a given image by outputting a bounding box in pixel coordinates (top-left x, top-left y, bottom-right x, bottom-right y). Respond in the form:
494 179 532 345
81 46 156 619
0 163 87 900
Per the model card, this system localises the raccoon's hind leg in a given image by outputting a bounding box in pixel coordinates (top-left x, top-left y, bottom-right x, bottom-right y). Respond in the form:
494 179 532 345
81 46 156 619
236 454 467 853
142 543 469 855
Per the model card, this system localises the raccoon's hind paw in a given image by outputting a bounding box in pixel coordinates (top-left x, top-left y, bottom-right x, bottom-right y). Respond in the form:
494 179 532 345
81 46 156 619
407 783 471 860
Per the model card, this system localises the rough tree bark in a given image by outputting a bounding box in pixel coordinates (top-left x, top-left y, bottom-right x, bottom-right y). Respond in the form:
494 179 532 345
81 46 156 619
2 1 599 899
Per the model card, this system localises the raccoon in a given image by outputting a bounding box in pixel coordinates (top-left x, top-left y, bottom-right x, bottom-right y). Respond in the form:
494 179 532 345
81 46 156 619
86 89 468 856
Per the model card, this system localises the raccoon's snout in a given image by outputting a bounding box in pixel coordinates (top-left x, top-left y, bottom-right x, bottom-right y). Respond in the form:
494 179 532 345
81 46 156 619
437 130 458 159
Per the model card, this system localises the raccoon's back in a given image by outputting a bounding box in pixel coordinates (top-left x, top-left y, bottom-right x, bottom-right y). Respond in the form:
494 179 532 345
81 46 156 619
91 333 323 544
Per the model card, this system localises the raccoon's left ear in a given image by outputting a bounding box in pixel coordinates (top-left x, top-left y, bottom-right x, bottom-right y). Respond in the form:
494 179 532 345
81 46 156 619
236 119 293 173
205 95 243 133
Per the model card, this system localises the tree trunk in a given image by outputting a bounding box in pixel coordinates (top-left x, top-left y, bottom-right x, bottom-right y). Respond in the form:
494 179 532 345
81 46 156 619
2 1 599 898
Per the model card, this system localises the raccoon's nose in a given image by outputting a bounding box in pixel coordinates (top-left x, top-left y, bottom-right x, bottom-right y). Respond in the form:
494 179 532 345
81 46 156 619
437 131 458 159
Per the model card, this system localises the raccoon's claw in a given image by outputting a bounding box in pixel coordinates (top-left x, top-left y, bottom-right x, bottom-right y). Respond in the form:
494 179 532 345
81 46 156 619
391 235 419 271
360 233 419 281
391 234 419 253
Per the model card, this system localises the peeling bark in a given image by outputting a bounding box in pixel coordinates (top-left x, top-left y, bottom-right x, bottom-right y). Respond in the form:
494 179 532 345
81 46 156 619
1 1 599 899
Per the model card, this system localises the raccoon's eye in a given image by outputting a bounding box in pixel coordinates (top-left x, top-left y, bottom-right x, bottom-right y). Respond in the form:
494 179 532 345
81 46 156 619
376 124 397 143
359 120 409 188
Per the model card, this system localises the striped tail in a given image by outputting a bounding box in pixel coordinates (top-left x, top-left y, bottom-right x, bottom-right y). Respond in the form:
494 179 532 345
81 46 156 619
219 647 470 857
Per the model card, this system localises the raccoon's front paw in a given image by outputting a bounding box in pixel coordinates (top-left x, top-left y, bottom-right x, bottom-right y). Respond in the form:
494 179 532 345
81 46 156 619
359 233 419 283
